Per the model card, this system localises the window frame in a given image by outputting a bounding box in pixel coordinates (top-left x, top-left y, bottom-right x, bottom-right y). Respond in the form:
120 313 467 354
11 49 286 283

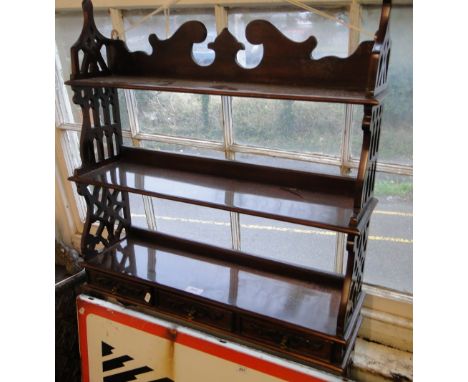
55 0 413 351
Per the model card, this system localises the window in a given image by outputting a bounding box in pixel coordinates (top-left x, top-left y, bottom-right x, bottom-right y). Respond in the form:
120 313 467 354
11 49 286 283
55 2 413 300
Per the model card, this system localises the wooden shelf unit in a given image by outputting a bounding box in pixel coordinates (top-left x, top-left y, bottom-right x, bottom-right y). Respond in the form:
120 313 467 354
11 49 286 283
66 0 392 376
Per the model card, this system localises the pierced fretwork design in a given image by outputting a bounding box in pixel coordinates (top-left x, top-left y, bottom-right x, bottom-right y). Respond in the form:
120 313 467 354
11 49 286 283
354 104 383 213
70 0 110 79
374 30 391 93
337 221 370 335
77 184 131 258
72 86 123 168
367 0 391 95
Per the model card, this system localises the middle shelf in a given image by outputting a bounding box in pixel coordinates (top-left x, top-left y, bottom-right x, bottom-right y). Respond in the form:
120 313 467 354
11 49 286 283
70 146 376 234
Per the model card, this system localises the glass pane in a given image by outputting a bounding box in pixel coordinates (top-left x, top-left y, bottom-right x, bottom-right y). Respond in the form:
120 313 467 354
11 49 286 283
239 215 336 272
140 140 224 159
61 130 86 221
152 198 232 249
128 194 149 229
363 173 413 293
235 153 342 175
351 6 413 166
232 98 344 156
55 11 113 123
228 7 349 67
124 8 216 65
134 91 223 141
118 90 131 131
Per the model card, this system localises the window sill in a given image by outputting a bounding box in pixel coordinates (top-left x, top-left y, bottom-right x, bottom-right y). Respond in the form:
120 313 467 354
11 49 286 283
352 338 413 381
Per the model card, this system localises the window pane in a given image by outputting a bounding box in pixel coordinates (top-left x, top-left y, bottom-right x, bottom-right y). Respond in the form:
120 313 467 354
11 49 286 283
61 130 86 221
140 140 224 159
152 198 233 249
232 98 344 156
235 152 342 175
239 215 336 272
134 91 223 141
55 11 113 123
128 194 149 229
364 173 413 293
118 90 131 131
351 6 413 166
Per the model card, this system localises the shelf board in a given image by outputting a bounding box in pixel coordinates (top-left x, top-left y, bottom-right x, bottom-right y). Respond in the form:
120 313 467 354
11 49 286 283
65 76 381 105
70 147 376 234
85 228 344 337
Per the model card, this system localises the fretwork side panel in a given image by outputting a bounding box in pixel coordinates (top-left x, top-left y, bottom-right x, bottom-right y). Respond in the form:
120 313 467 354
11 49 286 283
337 221 370 335
354 103 383 213
367 0 392 95
71 86 123 169
77 184 131 259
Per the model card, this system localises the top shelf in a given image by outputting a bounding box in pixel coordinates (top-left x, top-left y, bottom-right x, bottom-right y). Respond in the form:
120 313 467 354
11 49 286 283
66 1 391 105
66 75 382 105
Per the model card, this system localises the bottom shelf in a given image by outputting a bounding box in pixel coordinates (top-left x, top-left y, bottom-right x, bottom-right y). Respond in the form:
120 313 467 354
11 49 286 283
83 228 363 375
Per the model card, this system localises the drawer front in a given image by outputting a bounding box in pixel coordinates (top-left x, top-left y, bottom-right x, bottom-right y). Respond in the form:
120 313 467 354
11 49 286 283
240 316 333 361
88 270 153 306
158 290 232 331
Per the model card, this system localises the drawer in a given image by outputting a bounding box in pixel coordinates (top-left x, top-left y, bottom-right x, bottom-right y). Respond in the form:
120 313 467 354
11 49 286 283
87 270 153 306
158 290 232 331
240 316 333 361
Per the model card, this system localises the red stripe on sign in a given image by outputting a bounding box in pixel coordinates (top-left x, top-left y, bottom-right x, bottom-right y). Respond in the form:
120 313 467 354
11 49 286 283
77 298 90 382
77 297 327 382
176 332 325 382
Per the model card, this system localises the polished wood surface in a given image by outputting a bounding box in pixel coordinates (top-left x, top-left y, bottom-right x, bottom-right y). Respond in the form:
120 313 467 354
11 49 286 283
86 228 342 336
66 75 382 105
70 147 376 234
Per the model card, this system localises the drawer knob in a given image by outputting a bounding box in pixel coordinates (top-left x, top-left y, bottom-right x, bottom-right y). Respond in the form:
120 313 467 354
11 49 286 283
187 308 197 320
280 336 289 349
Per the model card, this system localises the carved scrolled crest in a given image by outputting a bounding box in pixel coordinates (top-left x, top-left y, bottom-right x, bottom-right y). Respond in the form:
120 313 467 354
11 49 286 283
70 0 111 79
72 0 392 94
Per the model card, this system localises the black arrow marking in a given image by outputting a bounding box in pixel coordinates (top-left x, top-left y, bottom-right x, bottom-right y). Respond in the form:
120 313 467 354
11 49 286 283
102 341 114 356
103 355 134 372
104 366 153 382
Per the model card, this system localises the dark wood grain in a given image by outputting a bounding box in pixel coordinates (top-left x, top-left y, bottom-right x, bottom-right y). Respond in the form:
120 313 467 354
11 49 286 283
69 147 377 234
66 75 382 105
85 229 343 336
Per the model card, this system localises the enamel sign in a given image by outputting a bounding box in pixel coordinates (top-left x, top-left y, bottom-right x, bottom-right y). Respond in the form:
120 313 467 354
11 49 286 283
77 295 342 382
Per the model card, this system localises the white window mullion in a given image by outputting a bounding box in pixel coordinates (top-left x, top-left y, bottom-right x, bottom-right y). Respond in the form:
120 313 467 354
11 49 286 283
216 5 242 251
112 8 159 232
55 44 74 126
